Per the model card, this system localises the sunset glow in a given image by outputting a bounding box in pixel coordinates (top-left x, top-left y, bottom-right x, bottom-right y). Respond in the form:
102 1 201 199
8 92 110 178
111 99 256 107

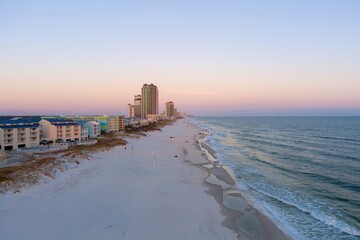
1 0 359 116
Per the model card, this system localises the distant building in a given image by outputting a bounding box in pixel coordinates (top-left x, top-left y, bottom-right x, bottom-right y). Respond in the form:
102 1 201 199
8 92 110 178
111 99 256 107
118 116 125 131
165 101 175 118
86 121 101 138
0 118 40 151
66 115 121 133
141 84 159 119
127 104 135 118
147 114 160 122
40 118 80 142
127 95 142 118
134 94 142 118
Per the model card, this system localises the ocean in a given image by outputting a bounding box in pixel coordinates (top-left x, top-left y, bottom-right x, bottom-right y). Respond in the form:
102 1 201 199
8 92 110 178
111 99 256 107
191 117 360 240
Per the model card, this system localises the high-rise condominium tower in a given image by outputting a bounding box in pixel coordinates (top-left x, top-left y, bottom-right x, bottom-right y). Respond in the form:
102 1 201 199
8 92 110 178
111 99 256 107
141 84 159 119
134 94 142 118
165 101 175 118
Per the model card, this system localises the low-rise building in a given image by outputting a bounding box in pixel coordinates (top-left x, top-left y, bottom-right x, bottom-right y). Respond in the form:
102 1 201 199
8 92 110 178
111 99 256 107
118 116 125 131
85 121 101 138
147 114 160 122
66 115 121 133
40 118 81 143
75 120 101 139
0 118 40 151
74 121 89 141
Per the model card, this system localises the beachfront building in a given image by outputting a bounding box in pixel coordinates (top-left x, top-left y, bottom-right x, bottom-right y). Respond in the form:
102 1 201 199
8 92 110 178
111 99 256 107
127 104 135 118
85 121 101 138
141 84 159 119
66 115 121 133
40 118 80 143
106 116 120 133
147 114 160 122
165 101 175 118
74 121 90 141
118 116 125 131
127 95 142 118
133 94 142 118
0 118 40 151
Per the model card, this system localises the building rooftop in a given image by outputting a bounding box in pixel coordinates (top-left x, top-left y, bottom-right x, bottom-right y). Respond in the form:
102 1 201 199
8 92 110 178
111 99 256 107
43 118 79 126
74 120 91 125
0 118 39 129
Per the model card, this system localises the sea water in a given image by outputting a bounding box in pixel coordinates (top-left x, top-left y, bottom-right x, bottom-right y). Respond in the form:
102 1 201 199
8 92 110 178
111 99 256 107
191 117 360 240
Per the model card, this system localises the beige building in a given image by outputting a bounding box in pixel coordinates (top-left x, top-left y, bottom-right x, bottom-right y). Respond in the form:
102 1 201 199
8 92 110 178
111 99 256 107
165 101 175 118
147 114 160 122
127 95 142 118
40 118 81 142
118 116 125 131
141 84 159 119
0 118 40 151
127 104 135 118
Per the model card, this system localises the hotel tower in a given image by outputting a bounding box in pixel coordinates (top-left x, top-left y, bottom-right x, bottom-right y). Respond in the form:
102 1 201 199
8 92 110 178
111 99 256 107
141 84 159 119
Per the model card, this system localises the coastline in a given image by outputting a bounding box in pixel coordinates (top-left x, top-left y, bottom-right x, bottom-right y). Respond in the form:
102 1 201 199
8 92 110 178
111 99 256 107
192 121 292 240
0 118 290 239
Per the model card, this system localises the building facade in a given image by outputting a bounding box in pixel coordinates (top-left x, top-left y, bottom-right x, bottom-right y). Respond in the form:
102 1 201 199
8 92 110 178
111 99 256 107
40 118 81 142
165 101 175 118
141 84 159 119
118 116 125 131
0 118 40 150
127 104 135 118
134 94 142 118
66 115 120 133
84 121 101 138
127 95 142 118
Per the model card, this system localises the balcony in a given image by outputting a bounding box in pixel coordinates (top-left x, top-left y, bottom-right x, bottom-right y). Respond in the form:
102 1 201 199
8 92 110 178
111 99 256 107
4 135 13 140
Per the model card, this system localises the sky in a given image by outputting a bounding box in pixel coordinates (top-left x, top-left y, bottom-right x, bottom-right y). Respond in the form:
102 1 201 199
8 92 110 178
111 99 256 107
1 0 359 116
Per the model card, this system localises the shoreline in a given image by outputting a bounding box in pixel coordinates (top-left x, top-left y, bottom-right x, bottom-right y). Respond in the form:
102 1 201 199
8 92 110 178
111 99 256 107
190 122 292 239
0 118 291 239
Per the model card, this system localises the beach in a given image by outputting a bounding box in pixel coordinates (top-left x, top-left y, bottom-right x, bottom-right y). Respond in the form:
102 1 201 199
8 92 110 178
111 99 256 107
0 119 289 240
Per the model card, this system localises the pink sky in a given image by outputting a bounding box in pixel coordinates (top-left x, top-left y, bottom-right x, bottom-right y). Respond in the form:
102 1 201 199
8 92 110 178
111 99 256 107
1 1 359 116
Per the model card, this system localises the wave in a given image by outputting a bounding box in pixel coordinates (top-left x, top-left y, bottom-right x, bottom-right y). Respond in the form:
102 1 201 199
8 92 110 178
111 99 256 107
190 117 360 239
242 178 360 237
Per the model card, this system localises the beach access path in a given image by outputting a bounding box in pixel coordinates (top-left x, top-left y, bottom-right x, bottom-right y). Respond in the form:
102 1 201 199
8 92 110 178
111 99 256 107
0 120 237 240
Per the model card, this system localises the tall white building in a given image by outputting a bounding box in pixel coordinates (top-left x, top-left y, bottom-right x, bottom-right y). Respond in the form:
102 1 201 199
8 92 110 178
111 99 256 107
141 84 159 119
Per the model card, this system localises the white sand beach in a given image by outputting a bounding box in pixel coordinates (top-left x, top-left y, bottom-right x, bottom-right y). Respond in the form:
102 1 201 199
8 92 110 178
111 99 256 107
0 120 237 239
0 119 289 240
